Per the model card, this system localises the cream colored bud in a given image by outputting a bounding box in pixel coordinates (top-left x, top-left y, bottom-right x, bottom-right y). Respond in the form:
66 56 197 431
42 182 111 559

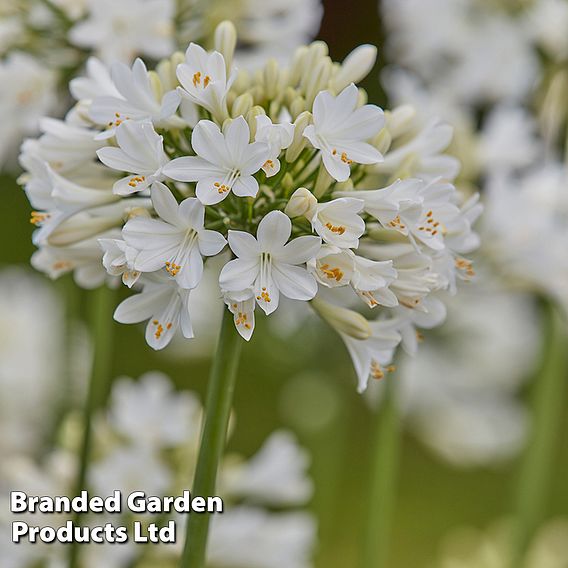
290 96 307 120
299 41 329 91
286 111 312 162
48 216 121 247
281 172 294 193
357 88 367 106
373 127 392 155
263 59 280 100
232 93 254 118
155 59 172 90
289 45 309 85
171 51 185 68
246 106 266 138
386 105 416 138
313 164 334 199
285 187 317 218
232 69 251 95
331 45 378 92
305 57 333 107
214 21 237 73
311 297 372 340
148 70 163 101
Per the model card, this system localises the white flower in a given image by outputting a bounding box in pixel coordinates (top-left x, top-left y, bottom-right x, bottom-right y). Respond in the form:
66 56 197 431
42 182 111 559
309 197 365 248
70 57 121 102
208 507 316 568
338 320 401 393
97 121 169 196
68 0 175 64
108 372 201 451
222 431 313 506
122 183 227 289
163 117 270 205
219 211 321 315
254 115 295 177
224 292 256 341
99 238 141 288
303 83 384 182
177 43 235 120
88 58 181 137
113 273 193 350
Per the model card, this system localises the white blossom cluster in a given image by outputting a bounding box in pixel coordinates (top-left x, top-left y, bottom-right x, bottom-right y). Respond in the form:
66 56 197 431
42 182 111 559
2 372 316 568
0 0 322 169
19 22 481 392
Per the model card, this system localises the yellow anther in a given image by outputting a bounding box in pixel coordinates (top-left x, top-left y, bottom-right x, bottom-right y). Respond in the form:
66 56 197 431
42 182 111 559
325 222 346 235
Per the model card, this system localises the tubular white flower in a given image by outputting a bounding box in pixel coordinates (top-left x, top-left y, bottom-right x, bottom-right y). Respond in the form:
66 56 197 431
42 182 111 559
284 187 318 219
220 211 321 315
331 44 378 93
303 83 385 181
114 272 193 350
99 238 141 288
88 58 181 138
254 115 295 177
224 292 256 341
177 43 235 121
163 117 270 205
122 183 227 289
97 120 169 196
309 197 365 249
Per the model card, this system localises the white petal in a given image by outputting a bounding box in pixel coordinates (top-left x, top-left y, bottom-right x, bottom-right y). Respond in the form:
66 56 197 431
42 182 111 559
195 176 231 205
198 229 227 256
228 230 260 259
178 197 205 229
177 246 204 289
163 156 222 182
114 288 169 324
272 264 318 301
322 151 351 182
257 211 291 251
254 274 280 315
192 120 227 166
152 182 181 225
219 258 259 291
232 176 259 198
277 236 322 264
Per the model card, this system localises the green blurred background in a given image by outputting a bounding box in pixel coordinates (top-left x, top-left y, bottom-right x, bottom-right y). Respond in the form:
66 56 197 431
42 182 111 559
1 0 567 566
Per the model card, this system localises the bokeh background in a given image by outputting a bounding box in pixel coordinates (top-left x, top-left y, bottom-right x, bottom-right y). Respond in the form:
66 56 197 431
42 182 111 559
1 0 568 566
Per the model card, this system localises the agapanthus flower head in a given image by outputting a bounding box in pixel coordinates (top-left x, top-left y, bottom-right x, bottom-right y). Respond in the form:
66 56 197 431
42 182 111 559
20 21 481 392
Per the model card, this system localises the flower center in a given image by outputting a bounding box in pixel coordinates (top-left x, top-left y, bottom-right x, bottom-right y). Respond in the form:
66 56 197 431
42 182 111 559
165 229 198 277
108 112 129 129
128 175 146 188
417 210 443 237
150 291 181 341
325 222 346 235
388 214 406 230
320 263 344 282
213 168 241 194
332 149 353 164
256 252 273 304
30 211 50 226
192 71 212 89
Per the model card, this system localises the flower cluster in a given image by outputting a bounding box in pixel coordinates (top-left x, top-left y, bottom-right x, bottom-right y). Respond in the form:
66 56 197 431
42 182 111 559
2 372 316 568
0 0 322 170
20 22 481 392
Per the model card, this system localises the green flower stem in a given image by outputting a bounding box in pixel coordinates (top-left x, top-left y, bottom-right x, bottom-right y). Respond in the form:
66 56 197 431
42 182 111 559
68 285 115 568
360 375 401 568
181 309 243 568
510 300 568 567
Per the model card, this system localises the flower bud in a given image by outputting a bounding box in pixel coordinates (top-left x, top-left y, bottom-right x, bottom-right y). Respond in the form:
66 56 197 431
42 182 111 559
214 21 237 73
386 105 416 138
305 56 333 107
373 127 391 155
246 106 266 139
289 45 309 85
311 297 372 340
148 70 163 100
331 45 378 92
285 187 317 218
290 95 307 120
263 59 280 100
286 111 312 162
231 93 254 118
313 164 333 199
48 216 121 247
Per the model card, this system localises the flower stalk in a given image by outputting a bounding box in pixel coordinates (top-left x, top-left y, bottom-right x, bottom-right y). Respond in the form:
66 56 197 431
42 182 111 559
181 309 243 568
360 374 401 568
510 300 568 567
68 285 115 568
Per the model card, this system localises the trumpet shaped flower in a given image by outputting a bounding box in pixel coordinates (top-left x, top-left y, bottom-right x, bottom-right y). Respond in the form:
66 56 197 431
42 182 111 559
97 121 169 196
219 211 321 315
163 117 270 205
122 183 226 289
303 84 385 182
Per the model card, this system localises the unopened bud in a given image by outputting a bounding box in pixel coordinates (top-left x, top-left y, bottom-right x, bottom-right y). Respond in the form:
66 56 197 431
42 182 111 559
386 105 416 138
48 216 121 247
232 93 254 118
148 71 163 101
373 127 391 155
331 45 378 92
286 111 312 162
285 187 317 218
313 164 333 198
214 21 237 73
290 96 307 120
305 57 333 107
311 297 372 340
263 59 280 100
246 106 266 139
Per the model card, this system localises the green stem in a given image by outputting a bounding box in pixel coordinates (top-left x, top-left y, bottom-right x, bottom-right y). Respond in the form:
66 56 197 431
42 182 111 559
180 309 243 568
510 301 568 567
68 286 115 568
360 376 401 568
